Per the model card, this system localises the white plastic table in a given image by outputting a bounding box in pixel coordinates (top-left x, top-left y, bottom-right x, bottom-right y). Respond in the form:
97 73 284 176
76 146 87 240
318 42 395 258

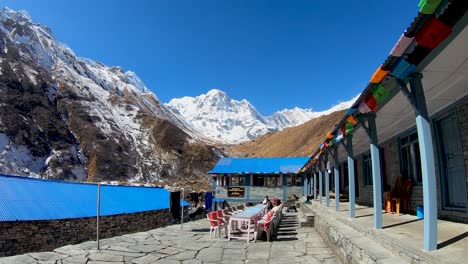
227 204 268 243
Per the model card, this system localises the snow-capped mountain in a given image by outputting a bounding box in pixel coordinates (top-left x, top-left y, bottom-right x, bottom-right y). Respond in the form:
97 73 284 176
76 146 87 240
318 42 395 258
0 7 218 186
167 90 358 144
167 89 275 144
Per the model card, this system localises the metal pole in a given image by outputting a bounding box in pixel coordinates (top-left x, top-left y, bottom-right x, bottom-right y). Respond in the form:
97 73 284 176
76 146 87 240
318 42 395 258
96 183 101 250
181 188 184 230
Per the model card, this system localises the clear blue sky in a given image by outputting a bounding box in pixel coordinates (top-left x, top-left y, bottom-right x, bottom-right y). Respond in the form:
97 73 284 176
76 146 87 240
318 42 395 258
2 0 418 115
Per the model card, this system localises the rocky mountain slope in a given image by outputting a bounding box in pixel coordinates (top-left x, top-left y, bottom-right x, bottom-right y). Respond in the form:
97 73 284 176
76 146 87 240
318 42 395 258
0 7 218 188
167 89 357 144
230 110 347 157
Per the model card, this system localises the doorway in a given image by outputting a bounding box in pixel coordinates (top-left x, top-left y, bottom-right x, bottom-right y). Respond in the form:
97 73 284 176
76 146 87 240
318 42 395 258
436 112 466 209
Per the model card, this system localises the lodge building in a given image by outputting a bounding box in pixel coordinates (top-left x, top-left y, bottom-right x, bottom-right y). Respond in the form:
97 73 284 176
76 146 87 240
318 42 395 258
298 1 467 252
209 157 309 204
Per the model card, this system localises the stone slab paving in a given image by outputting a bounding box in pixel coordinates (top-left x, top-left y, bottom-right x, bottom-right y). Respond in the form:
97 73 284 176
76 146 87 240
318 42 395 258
0 218 340 264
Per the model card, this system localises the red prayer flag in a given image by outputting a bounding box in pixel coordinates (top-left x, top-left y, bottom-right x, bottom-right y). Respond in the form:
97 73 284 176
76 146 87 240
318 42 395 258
415 16 452 49
364 93 378 112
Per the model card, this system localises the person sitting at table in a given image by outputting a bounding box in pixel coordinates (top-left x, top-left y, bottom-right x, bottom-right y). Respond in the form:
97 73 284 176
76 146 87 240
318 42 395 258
262 195 271 205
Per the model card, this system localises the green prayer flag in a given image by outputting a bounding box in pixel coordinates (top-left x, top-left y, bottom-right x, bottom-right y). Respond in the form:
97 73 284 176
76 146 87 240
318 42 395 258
371 84 389 104
418 0 442 15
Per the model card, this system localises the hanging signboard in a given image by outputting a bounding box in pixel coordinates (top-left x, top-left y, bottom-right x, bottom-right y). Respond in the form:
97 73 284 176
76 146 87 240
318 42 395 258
227 187 245 197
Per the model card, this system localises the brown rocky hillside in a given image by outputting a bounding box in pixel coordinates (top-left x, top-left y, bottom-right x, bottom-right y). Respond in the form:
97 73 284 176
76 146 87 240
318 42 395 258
230 110 346 157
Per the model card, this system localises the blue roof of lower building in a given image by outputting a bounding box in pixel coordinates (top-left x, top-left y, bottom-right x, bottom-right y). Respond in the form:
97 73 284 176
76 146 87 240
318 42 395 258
0 174 189 221
209 157 309 174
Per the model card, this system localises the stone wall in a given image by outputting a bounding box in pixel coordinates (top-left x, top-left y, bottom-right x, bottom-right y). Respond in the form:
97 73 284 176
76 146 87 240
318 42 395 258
215 185 228 198
0 208 185 257
285 186 302 200
356 185 373 206
383 140 401 187
250 186 283 200
309 203 441 263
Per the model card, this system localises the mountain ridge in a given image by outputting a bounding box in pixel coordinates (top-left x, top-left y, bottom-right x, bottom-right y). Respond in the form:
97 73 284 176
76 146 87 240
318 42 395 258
230 109 347 158
166 88 358 144
0 7 218 189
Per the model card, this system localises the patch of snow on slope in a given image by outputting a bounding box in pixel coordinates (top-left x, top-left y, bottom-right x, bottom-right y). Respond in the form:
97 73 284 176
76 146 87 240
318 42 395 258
0 133 44 177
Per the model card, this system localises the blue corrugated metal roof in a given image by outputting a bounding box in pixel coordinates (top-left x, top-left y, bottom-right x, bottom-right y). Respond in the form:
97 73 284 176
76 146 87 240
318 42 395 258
0 174 189 221
208 157 309 174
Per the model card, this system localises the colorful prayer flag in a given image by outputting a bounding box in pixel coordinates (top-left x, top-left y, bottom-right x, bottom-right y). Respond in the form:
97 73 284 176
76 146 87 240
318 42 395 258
370 66 389 83
358 101 372 113
390 58 416 80
415 16 452 49
346 115 358 126
418 0 442 15
390 35 414 57
371 84 389 104
364 93 378 112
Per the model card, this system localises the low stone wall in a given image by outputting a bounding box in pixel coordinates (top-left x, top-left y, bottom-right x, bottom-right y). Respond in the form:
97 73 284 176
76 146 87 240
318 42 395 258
356 185 373 206
310 204 406 264
0 208 185 257
308 203 444 264
250 186 283 200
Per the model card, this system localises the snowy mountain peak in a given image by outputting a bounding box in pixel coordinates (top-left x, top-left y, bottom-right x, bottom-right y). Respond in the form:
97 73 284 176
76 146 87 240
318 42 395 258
1 7 32 23
166 90 359 144
206 88 226 97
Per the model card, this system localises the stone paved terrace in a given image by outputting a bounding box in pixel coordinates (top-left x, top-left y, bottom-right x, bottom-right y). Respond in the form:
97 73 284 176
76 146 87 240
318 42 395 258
0 213 340 264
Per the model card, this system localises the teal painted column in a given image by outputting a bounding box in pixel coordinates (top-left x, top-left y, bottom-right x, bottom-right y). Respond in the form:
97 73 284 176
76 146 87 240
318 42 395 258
246 174 251 202
345 136 356 218
282 174 287 201
212 176 217 193
324 156 330 207
304 173 307 195
319 168 323 205
367 114 383 229
313 170 317 201
333 148 340 212
410 73 438 251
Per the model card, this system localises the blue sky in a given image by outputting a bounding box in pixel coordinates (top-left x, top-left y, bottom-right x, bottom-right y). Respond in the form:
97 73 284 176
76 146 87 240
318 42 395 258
2 0 418 115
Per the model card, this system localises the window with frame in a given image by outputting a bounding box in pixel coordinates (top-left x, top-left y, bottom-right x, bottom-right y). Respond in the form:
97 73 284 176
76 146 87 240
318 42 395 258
230 175 246 186
400 132 422 184
265 174 280 187
253 175 265 186
363 153 373 185
287 174 302 187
